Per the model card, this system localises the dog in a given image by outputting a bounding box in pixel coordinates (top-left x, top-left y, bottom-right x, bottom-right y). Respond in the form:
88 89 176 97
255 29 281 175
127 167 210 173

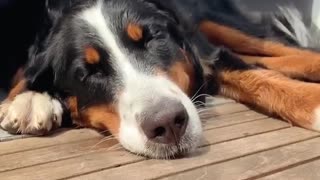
1 0 320 159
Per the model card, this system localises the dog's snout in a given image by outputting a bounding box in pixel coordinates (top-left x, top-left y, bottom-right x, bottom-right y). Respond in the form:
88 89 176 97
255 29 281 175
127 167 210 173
140 100 189 144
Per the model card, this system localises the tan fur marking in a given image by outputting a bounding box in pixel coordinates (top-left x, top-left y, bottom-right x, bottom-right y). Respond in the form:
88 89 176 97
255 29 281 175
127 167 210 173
67 97 120 135
67 97 80 124
7 79 27 101
168 62 193 96
11 68 25 88
167 50 195 96
127 23 143 42
81 104 120 135
236 54 320 81
219 69 320 130
199 20 320 57
85 47 100 64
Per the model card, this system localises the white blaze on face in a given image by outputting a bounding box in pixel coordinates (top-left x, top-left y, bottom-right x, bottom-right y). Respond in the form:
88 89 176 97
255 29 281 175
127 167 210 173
79 0 202 157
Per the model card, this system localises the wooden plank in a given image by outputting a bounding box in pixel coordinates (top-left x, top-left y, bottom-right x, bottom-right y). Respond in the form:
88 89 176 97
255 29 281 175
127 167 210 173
165 137 320 180
205 96 235 106
0 150 144 180
200 103 252 125
0 138 118 172
201 103 250 117
0 129 30 142
259 159 320 180
0 100 247 154
0 118 289 179
0 100 249 154
70 128 319 180
0 128 103 156
202 118 290 145
203 111 267 130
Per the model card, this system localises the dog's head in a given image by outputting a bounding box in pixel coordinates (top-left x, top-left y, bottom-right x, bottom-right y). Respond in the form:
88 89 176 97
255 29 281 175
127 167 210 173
26 0 211 159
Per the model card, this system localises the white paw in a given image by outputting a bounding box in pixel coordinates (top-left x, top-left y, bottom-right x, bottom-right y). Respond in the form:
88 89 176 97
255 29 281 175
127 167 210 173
0 92 63 135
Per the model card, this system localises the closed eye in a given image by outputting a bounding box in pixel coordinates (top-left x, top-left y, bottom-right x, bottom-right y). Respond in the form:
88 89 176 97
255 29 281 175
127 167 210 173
144 26 168 47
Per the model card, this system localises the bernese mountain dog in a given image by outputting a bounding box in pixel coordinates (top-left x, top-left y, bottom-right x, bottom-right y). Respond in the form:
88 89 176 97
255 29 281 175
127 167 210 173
1 0 320 159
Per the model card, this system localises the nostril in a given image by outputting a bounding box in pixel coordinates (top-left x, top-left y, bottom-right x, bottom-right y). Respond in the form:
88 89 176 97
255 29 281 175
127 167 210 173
154 126 166 138
140 100 189 144
174 111 188 129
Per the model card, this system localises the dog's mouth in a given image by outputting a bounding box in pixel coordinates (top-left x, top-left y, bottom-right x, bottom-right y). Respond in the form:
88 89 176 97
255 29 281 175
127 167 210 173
142 125 202 159
71 75 202 159
119 114 202 159
116 76 203 159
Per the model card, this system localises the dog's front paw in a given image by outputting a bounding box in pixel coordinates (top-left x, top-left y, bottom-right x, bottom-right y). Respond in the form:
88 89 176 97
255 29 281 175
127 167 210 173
0 92 63 135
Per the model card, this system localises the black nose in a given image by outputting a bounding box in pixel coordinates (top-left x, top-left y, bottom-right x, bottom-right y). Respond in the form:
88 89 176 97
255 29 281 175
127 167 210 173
140 100 189 144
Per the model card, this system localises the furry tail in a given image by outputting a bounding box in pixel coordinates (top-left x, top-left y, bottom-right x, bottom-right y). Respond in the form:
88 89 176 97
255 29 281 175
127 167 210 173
271 5 320 50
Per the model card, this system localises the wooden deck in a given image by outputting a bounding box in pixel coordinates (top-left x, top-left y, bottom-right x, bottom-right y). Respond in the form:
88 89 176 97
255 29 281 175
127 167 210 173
1 97 320 180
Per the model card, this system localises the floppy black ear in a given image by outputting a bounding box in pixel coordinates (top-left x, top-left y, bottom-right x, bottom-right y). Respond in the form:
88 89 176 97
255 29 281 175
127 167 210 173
22 0 78 92
24 46 55 92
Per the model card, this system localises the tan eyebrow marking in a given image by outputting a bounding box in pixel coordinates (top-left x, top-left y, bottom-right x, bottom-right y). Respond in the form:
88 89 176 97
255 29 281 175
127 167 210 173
84 46 100 64
127 23 143 42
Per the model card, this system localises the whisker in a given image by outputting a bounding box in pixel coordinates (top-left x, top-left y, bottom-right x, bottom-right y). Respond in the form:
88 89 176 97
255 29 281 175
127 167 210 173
195 102 206 106
191 82 208 101
192 94 213 102
197 108 214 113
193 101 207 106
89 135 118 151
105 143 123 151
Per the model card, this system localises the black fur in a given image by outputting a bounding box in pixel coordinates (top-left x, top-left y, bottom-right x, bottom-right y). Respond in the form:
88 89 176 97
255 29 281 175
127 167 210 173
20 0 206 108
0 0 298 119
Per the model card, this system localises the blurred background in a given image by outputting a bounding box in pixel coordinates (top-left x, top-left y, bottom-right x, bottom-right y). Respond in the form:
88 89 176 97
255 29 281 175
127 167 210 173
235 0 319 28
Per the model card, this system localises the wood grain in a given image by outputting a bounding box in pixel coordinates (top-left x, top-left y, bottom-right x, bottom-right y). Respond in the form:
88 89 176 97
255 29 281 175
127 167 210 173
0 138 118 172
1 100 319 180
70 128 319 180
0 150 143 180
0 129 103 156
0 117 290 180
202 118 290 145
260 159 320 180
206 103 250 116
165 137 320 180
203 110 267 130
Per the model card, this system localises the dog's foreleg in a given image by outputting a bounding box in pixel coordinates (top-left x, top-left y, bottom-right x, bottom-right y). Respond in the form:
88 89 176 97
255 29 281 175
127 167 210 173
214 51 320 132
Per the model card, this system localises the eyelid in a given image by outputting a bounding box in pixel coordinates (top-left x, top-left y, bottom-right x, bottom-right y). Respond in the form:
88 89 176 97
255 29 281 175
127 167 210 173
142 24 169 48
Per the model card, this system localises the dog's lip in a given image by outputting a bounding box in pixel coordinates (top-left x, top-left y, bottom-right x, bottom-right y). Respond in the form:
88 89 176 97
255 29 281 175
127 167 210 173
136 133 197 159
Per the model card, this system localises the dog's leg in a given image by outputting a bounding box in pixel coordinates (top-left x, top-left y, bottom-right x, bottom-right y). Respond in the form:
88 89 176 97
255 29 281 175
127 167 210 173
236 54 320 82
199 20 320 82
199 20 310 57
0 79 63 135
213 51 320 132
